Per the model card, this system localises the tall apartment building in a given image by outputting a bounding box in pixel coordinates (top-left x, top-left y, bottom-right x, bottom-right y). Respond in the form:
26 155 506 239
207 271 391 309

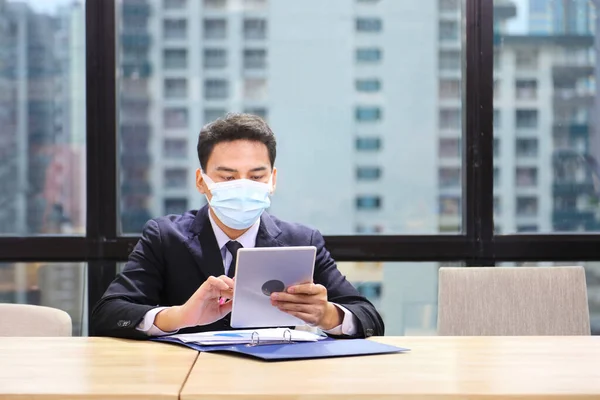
529 0 593 34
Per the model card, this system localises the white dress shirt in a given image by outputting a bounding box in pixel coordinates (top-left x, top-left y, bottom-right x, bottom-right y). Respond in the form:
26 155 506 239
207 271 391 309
137 212 358 336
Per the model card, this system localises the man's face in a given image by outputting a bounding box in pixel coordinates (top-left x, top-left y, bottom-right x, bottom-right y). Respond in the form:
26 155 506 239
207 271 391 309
196 139 276 200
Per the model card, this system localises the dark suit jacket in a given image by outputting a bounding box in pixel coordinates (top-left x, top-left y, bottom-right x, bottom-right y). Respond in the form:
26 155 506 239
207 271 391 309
91 205 385 339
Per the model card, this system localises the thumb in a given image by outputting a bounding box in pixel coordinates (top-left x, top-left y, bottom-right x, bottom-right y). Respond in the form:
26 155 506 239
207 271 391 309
219 301 233 316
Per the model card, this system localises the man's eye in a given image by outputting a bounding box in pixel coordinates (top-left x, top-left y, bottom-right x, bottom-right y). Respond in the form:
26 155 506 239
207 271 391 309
251 176 264 180
223 176 235 181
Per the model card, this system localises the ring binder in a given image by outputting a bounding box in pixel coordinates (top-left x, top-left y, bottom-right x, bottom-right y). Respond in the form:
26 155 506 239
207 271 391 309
247 328 294 347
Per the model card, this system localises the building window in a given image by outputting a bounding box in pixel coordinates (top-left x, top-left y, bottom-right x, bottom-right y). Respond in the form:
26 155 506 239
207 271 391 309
356 167 382 181
439 138 460 158
516 79 537 100
244 0 267 10
164 168 188 189
244 49 267 69
439 167 461 188
516 196 538 216
439 0 459 12
494 197 501 215
356 18 382 32
164 0 186 9
356 196 381 210
516 138 538 158
516 167 538 187
164 139 187 159
516 109 538 129
165 198 188 215
164 78 187 99
439 20 458 41
204 18 227 40
494 49 501 70
244 78 268 100
515 50 538 69
439 50 460 70
164 19 187 40
163 108 188 128
439 79 461 99
204 0 227 9
439 196 461 216
355 107 382 122
493 109 500 129
493 137 500 157
356 137 381 151
356 48 382 63
244 107 268 119
244 18 267 40
204 79 229 100
439 108 461 129
204 48 227 69
517 225 538 233
164 49 187 69
204 108 227 123
356 79 381 93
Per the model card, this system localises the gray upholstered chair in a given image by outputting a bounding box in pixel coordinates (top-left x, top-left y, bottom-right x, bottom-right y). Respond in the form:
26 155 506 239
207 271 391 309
0 303 72 336
437 266 590 336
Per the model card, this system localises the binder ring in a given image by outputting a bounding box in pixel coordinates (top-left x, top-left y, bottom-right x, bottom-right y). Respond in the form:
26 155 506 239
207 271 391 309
250 331 260 346
283 328 292 343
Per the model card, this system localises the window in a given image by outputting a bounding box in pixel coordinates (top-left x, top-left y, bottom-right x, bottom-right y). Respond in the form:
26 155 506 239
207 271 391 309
356 48 382 63
439 138 460 158
356 167 382 181
439 21 458 41
244 49 267 69
163 49 187 69
439 168 461 188
517 225 538 233
355 107 382 122
493 138 500 157
164 198 188 215
204 18 227 40
493 109 500 128
164 139 187 158
516 109 538 129
439 196 461 216
356 137 382 151
516 167 538 187
439 79 461 99
515 49 538 69
244 19 267 40
244 0 267 10
164 108 188 128
356 18 382 32
439 108 461 129
494 168 500 186
164 78 187 99
516 138 538 158
494 197 501 214
163 19 187 40
439 50 460 70
204 79 229 100
164 168 187 189
204 48 227 69
164 0 186 9
356 79 381 93
204 108 226 123
244 79 267 100
516 79 537 100
204 0 227 9
356 196 381 210
439 0 459 12
244 107 268 119
516 197 538 217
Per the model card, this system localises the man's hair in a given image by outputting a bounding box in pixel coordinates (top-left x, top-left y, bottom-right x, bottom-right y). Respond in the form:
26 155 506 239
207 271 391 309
197 113 277 171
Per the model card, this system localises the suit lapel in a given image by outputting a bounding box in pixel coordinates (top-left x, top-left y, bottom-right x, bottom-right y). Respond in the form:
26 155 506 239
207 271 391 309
183 205 224 278
256 212 283 248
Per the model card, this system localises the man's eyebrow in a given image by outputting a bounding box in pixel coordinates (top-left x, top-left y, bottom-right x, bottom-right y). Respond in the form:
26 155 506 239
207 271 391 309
249 166 269 172
215 166 238 172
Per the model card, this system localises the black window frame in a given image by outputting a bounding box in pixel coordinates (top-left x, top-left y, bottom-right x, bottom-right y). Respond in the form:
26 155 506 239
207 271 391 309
1 0 599 335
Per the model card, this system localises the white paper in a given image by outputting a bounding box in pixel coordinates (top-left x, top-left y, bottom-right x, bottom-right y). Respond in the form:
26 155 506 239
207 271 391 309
168 328 325 345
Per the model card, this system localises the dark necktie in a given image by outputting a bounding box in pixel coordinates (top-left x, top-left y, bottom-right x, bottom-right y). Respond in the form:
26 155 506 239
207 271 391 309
225 240 243 278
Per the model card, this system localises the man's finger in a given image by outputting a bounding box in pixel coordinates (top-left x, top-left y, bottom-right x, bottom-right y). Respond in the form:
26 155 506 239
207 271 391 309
219 289 233 299
207 276 230 291
275 302 313 314
286 283 321 295
218 275 235 288
271 292 319 304
283 310 318 326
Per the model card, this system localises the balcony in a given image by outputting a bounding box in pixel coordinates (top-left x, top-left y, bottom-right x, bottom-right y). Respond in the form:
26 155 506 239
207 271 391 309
553 91 594 109
121 180 152 196
553 209 595 224
122 3 150 18
553 123 589 138
553 181 595 195
120 33 151 50
121 152 151 169
553 65 594 84
122 62 152 78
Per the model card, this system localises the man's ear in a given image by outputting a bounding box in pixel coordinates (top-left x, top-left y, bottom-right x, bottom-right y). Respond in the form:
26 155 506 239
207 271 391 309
196 169 207 195
270 167 277 194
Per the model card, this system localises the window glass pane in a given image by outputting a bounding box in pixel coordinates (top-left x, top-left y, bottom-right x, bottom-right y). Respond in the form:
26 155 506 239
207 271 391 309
117 1 463 235
494 0 600 233
0 1 86 236
0 262 87 336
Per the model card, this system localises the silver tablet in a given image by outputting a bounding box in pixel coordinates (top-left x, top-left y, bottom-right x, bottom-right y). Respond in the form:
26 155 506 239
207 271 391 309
230 246 317 328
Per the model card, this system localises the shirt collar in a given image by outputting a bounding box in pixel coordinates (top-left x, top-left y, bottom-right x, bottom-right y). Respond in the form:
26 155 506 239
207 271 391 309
207 209 260 250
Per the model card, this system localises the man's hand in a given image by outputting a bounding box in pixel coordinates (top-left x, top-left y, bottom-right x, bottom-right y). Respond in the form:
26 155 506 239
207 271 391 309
270 283 343 331
155 275 234 332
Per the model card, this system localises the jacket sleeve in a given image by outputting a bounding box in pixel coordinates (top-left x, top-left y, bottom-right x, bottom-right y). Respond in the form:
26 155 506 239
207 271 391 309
310 229 385 338
90 219 166 339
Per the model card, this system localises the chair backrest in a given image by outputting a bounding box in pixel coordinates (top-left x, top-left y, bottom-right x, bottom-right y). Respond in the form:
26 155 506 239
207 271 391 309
437 266 591 336
0 303 72 337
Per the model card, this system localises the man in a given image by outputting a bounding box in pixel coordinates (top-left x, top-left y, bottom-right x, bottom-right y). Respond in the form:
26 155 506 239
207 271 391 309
91 113 384 339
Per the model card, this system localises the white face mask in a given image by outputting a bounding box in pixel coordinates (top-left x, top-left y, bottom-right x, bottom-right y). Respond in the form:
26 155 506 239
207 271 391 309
202 173 273 230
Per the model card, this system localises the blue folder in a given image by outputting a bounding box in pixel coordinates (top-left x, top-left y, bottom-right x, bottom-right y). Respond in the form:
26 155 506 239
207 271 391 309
151 336 409 361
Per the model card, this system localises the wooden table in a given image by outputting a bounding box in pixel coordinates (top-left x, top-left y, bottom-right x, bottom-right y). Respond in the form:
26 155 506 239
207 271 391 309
0 337 198 400
181 336 600 399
